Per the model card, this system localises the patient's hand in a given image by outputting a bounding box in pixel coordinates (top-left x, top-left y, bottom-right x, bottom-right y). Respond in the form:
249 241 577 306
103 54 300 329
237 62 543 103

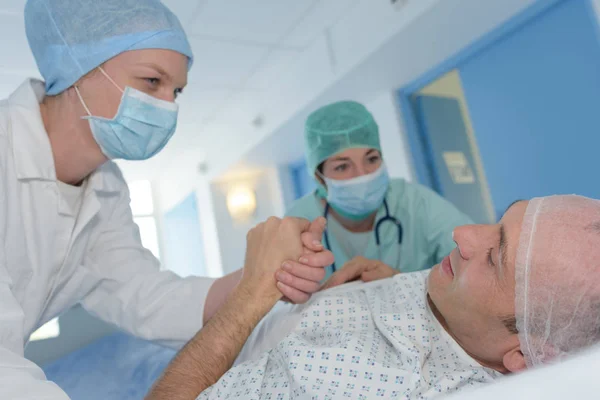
321 256 399 290
241 217 332 307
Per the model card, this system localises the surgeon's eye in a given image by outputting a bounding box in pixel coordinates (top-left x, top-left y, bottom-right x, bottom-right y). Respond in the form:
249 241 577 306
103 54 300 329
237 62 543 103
174 88 183 99
368 155 381 164
144 77 160 88
334 164 348 172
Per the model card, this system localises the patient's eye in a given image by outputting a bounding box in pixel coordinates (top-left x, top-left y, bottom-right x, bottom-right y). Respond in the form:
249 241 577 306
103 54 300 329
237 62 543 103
487 248 496 268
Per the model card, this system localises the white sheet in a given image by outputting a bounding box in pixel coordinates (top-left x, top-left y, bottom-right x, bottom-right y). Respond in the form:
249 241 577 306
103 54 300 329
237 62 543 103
200 271 500 399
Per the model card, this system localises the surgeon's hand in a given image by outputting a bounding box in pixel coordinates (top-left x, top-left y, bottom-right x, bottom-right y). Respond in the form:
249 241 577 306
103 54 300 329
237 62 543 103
321 256 399 290
276 217 333 304
241 216 332 307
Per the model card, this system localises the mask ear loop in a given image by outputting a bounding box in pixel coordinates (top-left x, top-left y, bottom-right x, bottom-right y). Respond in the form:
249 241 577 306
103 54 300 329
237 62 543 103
74 86 92 117
74 67 124 117
98 66 124 94
315 169 327 182
314 169 330 199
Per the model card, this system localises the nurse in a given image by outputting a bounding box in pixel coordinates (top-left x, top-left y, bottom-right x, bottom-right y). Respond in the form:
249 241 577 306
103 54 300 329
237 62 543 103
0 1 331 398
285 100 472 283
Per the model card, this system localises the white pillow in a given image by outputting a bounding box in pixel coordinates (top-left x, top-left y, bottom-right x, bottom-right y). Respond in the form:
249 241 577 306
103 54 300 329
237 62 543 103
444 344 600 399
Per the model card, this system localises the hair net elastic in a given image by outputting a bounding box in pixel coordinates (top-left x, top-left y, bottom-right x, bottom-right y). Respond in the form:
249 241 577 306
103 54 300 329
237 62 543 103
515 195 600 367
25 0 193 95
304 101 381 176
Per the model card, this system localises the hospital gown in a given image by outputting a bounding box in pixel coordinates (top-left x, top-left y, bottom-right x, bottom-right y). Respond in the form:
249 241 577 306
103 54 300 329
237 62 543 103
198 271 501 399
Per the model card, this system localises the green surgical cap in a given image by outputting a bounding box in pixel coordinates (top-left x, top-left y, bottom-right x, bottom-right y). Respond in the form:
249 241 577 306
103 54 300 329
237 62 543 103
304 100 381 175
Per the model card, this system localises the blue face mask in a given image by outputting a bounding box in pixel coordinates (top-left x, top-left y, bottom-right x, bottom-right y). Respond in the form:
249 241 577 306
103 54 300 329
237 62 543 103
321 164 390 221
75 68 178 161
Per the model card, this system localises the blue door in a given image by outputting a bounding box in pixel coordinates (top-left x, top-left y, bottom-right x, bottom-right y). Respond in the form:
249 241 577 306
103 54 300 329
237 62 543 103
415 95 493 223
458 0 600 213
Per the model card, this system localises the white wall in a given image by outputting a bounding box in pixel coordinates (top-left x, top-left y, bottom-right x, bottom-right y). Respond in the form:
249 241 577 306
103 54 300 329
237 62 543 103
364 91 413 181
193 176 224 278
156 172 224 278
155 165 288 280
209 168 286 275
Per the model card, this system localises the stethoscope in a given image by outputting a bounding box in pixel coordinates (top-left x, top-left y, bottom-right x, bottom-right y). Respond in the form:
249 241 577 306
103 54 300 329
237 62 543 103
323 198 403 272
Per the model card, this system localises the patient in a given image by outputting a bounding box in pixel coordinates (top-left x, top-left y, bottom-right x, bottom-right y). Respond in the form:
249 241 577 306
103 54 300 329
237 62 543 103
162 195 600 399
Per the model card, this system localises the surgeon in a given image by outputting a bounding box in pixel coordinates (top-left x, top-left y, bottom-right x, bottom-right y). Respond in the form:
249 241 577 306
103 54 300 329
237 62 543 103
0 1 333 398
283 100 472 283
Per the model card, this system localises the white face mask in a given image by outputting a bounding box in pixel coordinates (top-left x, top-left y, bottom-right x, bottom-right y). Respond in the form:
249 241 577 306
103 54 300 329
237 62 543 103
321 164 390 220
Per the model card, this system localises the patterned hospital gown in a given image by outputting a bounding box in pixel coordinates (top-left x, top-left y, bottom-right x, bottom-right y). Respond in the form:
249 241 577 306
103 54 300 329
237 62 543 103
198 271 501 399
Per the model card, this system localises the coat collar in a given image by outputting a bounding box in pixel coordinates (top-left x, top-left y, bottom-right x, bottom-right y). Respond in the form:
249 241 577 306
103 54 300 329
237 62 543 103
7 79 120 195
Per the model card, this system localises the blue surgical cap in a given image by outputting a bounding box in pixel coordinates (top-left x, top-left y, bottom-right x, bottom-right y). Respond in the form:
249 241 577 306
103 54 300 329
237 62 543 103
25 0 194 95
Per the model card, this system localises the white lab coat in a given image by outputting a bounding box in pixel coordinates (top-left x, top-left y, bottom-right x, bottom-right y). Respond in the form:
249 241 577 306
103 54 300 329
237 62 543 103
0 79 216 399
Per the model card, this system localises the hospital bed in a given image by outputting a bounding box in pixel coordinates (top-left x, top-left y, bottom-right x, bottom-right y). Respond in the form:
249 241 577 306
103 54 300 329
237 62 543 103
42 332 176 400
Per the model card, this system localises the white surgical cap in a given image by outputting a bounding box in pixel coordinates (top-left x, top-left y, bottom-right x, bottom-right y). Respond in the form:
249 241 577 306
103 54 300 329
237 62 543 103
516 195 600 367
25 0 193 95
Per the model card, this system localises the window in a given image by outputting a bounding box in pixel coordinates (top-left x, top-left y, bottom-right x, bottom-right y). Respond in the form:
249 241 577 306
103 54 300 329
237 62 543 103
30 318 60 341
129 180 161 260
134 216 161 258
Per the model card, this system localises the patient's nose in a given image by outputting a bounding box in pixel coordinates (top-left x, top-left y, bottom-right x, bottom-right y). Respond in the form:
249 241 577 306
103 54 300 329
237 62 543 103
453 224 492 260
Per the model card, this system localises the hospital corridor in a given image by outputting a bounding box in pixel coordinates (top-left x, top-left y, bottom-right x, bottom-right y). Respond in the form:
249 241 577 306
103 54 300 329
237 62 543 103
0 0 599 399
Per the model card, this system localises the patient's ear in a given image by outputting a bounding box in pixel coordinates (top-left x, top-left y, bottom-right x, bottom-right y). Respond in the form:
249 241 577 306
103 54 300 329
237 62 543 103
503 347 527 372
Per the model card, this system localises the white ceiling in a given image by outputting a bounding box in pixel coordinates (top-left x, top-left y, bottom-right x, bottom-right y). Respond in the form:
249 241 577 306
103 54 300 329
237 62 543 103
0 0 358 181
